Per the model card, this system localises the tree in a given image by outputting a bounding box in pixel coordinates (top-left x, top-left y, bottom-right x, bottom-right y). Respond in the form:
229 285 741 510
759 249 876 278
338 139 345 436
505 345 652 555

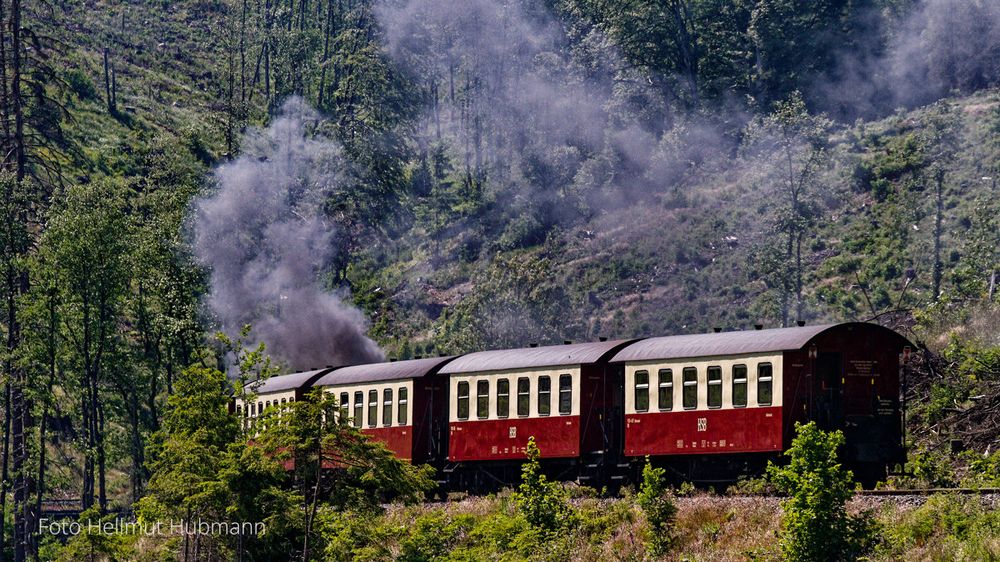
748 0 884 111
768 422 876 562
137 362 271 561
743 92 831 326
581 0 703 108
512 436 574 534
40 179 134 512
256 390 435 561
435 253 573 352
636 458 677 557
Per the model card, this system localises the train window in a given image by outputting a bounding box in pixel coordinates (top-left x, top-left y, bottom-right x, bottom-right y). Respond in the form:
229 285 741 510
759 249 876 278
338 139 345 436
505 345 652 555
517 378 530 417
368 390 378 427
634 370 649 412
758 363 773 406
733 365 748 407
538 376 551 416
339 392 349 421
398 388 408 425
353 392 363 427
707 367 722 409
497 379 510 419
477 380 490 419
559 374 572 415
658 369 673 411
353 392 363 428
683 368 698 409
383 389 393 426
457 381 470 420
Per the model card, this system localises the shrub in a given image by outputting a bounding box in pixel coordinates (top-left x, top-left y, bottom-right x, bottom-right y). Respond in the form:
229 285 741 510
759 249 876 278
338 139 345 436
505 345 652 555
768 422 877 562
397 510 476 561
880 493 1000 560
636 458 677 557
513 436 574 533
64 68 97 100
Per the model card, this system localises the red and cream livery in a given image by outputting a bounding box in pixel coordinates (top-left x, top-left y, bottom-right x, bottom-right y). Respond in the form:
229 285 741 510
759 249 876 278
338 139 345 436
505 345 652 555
612 323 908 482
236 322 910 489
439 340 635 461
235 367 337 429
313 356 455 463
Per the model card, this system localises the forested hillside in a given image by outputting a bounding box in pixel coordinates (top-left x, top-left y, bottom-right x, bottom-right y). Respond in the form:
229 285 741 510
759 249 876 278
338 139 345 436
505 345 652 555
0 0 998 560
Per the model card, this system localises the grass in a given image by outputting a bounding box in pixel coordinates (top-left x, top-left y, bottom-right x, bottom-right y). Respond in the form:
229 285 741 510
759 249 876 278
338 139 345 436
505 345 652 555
319 490 1000 562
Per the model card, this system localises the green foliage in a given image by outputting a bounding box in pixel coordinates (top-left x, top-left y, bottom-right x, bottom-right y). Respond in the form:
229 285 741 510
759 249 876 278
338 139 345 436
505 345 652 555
436 253 573 353
513 437 575 534
894 447 957 489
63 68 98 101
768 422 876 562
397 510 477 561
880 494 1000 561
962 450 1000 488
256 389 435 514
53 506 136 562
636 458 677 557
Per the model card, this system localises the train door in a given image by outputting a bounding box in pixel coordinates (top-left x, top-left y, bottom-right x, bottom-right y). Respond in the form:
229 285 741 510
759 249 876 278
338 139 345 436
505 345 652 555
429 375 449 463
608 365 624 456
816 352 844 430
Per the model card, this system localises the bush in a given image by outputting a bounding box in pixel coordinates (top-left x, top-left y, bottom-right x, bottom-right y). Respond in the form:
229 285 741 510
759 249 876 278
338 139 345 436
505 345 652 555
398 510 476 561
636 458 677 557
513 436 575 534
64 68 97 100
768 422 877 562
880 493 1000 560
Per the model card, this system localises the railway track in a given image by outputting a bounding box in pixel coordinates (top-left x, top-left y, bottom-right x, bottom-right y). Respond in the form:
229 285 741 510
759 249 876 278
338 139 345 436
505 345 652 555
856 487 1000 496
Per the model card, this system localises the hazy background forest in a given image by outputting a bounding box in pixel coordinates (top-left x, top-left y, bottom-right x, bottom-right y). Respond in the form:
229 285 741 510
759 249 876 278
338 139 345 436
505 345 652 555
0 0 998 560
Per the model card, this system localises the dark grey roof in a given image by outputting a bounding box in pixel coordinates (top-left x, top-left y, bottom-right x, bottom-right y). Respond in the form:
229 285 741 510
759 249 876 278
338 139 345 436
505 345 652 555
610 324 839 362
439 340 637 374
252 367 335 394
314 356 457 386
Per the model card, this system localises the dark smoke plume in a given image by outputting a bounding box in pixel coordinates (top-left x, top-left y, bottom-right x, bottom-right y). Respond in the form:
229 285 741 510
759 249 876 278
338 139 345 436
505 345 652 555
192 98 384 370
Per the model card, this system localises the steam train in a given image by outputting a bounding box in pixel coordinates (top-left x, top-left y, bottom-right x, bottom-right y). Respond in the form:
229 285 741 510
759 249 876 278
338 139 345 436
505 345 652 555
235 322 910 490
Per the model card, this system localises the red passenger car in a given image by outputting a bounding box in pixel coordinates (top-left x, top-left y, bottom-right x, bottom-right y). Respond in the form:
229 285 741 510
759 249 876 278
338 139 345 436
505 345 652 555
312 356 455 464
438 339 637 490
611 323 909 484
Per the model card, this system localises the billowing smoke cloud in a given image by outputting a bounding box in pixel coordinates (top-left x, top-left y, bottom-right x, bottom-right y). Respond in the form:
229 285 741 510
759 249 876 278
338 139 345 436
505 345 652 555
888 0 1000 107
375 0 711 217
812 0 1000 118
193 98 384 370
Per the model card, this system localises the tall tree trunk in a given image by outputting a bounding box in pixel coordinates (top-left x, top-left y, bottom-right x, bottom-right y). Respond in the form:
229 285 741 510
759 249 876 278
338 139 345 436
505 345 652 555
316 0 334 108
10 0 35 558
0 0 11 543
0 373 10 559
103 48 114 114
795 232 803 322
34 290 57 554
932 169 944 301
240 0 247 103
264 0 272 104
302 418 324 562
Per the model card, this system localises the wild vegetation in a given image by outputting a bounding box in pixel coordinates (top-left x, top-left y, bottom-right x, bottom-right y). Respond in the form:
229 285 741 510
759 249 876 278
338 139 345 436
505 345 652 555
0 0 995 560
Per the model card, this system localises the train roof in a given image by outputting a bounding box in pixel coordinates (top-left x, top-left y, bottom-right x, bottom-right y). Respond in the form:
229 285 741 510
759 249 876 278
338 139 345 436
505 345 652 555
250 367 336 394
439 339 637 374
314 355 457 386
610 323 855 362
